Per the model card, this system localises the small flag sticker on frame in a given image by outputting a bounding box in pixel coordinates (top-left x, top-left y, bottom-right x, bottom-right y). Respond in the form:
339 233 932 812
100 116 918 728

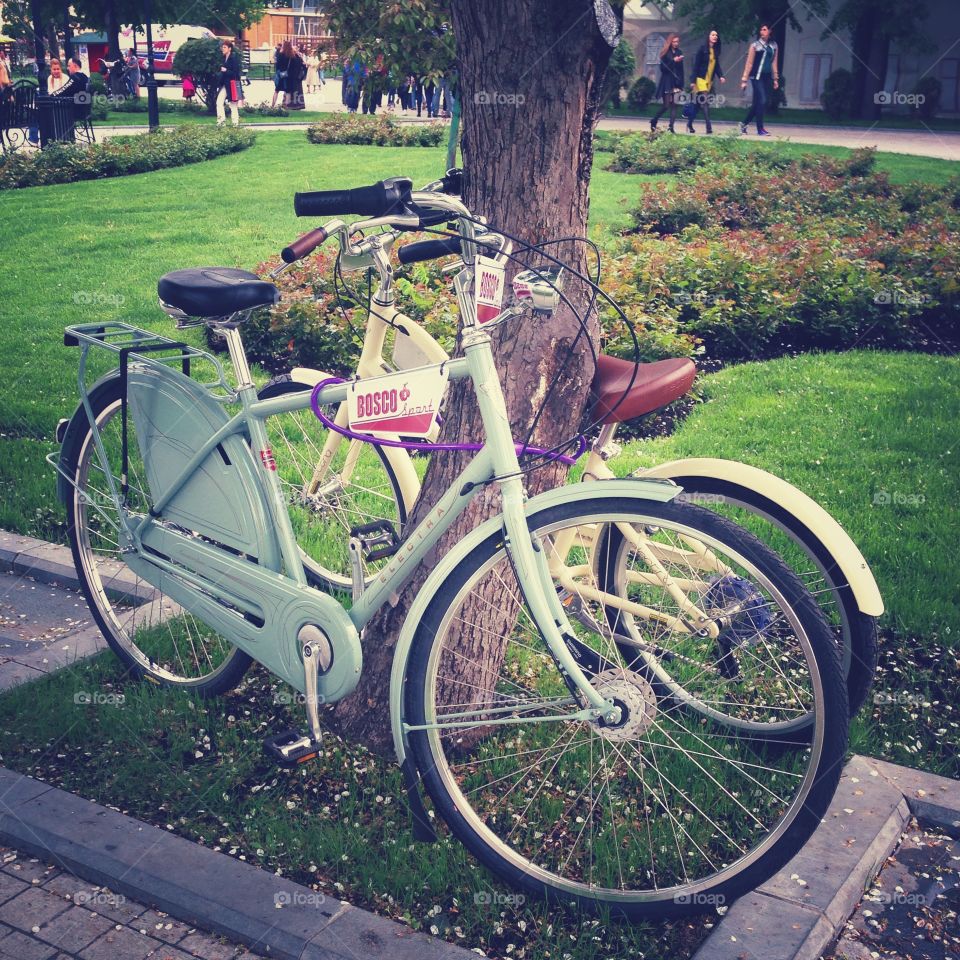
475 255 505 325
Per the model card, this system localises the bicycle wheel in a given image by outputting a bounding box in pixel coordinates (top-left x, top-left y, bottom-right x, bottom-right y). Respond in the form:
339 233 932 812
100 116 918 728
259 376 409 591
405 496 847 918
664 477 877 717
62 376 251 695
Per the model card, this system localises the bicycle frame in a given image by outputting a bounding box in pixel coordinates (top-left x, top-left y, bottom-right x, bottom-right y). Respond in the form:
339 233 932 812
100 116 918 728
62 314 621 727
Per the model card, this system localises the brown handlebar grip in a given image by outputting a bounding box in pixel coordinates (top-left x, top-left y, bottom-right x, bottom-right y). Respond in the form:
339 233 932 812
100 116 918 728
281 227 329 264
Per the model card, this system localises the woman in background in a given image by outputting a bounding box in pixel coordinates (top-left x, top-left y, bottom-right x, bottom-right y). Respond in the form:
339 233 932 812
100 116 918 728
650 34 684 133
688 30 725 134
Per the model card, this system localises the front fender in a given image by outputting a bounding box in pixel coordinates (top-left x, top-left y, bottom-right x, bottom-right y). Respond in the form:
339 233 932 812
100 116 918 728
638 458 884 617
388 476 680 765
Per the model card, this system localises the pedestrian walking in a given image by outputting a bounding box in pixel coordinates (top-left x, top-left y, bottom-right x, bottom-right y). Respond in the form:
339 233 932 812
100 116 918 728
305 52 319 94
688 30 725 134
740 24 779 136
271 43 284 109
287 45 306 109
650 34 684 133
125 49 141 97
215 40 241 127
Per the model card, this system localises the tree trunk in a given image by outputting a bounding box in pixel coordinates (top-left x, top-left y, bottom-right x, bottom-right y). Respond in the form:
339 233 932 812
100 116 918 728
104 1 121 60
62 6 74 62
330 0 614 754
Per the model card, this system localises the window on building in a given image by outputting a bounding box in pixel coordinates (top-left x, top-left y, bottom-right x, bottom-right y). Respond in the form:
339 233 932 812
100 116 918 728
646 34 666 67
799 54 832 104
941 59 959 113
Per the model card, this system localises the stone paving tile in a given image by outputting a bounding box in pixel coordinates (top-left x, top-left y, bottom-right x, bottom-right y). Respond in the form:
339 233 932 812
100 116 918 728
29 905 114 952
79 925 168 960
175 933 252 959
43 875 146 926
1 856 61 885
0 886 72 931
0 926 60 960
133 908 193 944
0 872 29 906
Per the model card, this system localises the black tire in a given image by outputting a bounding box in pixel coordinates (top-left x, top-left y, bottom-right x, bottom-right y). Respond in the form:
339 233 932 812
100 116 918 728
258 376 407 592
405 496 848 919
61 376 252 696
666 477 878 717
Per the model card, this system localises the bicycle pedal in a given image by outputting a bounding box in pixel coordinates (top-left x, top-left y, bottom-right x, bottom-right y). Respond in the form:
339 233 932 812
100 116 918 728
263 729 321 767
349 520 400 562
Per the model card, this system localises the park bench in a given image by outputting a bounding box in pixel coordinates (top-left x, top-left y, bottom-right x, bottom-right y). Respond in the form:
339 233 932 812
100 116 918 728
0 78 95 153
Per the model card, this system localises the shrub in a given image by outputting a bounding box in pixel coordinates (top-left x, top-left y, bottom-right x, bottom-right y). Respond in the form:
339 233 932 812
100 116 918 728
240 101 290 117
604 38 637 107
172 37 221 113
627 76 656 110
607 131 791 175
821 68 856 119
0 125 255 190
306 114 446 147
912 76 942 121
622 150 959 358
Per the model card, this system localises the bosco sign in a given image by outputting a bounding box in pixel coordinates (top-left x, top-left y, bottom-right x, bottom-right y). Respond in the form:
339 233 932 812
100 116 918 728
347 365 449 440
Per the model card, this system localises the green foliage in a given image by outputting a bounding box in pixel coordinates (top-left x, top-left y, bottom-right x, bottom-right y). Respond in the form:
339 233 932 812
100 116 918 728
0 125 255 189
607 130 793 175
306 114 446 147
323 0 455 84
617 144 959 359
912 77 941 121
627 75 656 110
172 37 222 88
240 101 290 117
820 68 856 119
604 38 636 107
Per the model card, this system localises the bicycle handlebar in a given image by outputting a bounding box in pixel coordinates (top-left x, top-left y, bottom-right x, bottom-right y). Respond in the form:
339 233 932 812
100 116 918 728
294 176 414 218
397 237 463 265
280 227 328 264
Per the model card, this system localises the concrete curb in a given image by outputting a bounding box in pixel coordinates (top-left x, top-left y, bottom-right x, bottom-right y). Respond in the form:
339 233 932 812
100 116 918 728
0 767 472 960
0 530 82 592
691 755 960 960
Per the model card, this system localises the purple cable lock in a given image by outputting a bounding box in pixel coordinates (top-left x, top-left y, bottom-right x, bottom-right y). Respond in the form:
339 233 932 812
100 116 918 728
309 377 586 465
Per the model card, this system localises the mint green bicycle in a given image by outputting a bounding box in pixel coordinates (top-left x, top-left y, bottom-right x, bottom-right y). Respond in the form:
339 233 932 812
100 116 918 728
54 179 848 918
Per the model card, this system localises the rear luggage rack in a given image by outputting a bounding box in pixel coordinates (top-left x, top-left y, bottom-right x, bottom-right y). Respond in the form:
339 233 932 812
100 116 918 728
64 321 235 400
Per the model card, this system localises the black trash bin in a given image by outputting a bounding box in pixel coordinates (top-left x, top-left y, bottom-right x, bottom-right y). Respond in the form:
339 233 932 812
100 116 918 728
36 93 76 147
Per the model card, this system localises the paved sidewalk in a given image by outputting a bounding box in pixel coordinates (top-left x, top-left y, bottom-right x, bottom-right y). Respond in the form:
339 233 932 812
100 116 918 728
0 845 264 960
0 532 104 692
97 78 960 160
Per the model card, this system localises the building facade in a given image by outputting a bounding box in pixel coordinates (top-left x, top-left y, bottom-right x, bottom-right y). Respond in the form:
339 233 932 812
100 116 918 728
623 0 960 115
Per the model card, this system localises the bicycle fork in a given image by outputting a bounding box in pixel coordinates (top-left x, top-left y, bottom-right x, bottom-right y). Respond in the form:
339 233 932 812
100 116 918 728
461 327 620 725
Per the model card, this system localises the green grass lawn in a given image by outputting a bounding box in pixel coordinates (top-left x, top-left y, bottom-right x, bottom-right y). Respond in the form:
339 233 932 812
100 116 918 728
0 132 958 955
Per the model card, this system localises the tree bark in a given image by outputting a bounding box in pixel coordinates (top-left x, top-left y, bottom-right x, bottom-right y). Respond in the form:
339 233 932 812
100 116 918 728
330 0 614 754
104 0 121 60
